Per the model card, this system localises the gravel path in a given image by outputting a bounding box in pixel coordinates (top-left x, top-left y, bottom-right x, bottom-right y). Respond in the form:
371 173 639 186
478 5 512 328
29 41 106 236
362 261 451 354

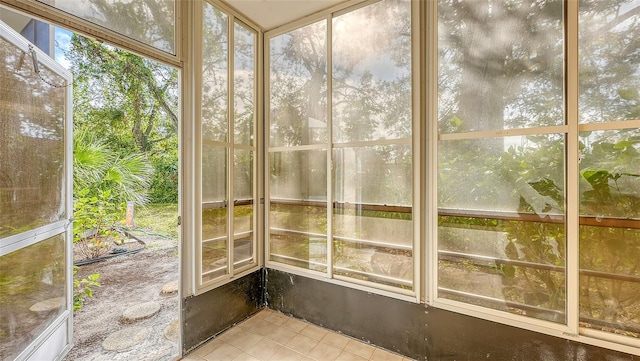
65 239 180 361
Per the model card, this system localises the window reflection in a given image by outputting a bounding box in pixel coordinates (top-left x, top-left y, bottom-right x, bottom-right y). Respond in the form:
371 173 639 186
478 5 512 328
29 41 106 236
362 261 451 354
37 0 176 54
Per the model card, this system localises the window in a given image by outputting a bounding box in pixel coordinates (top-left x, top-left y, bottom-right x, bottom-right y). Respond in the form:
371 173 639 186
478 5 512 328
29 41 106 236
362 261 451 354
267 0 416 294
197 1 258 289
37 0 176 54
435 0 640 349
578 0 640 340
436 0 566 322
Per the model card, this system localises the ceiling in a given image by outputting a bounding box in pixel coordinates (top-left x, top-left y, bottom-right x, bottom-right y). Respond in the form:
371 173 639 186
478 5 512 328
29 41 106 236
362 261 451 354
223 0 346 30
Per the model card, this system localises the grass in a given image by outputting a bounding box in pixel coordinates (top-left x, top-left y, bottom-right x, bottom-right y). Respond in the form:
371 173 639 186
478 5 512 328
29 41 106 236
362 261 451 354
133 203 179 239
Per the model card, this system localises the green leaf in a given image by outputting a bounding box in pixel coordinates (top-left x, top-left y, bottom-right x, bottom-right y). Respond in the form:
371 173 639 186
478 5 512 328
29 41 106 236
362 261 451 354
618 88 639 101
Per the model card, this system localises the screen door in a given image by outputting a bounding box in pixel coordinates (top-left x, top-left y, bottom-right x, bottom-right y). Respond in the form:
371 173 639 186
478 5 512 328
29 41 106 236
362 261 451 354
0 20 73 361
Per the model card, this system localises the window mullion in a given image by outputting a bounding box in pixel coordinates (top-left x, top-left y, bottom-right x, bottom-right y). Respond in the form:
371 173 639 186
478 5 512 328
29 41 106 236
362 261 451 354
227 15 235 277
326 15 334 280
426 0 438 305
565 0 580 337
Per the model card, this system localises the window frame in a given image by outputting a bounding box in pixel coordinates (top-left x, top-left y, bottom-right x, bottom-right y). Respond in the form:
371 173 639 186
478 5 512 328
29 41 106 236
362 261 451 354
0 0 181 67
427 0 640 354
194 0 263 294
264 0 422 303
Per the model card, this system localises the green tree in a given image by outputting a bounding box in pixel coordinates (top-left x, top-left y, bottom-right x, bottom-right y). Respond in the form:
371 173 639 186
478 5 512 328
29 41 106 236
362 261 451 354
65 34 179 202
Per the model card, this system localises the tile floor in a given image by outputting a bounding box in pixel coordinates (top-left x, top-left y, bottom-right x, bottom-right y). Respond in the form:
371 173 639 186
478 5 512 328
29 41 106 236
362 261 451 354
181 309 415 361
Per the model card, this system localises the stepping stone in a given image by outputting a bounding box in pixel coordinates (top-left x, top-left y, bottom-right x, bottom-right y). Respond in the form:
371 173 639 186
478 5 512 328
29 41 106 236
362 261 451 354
161 280 179 295
121 301 161 322
102 326 149 351
164 319 179 342
29 297 65 313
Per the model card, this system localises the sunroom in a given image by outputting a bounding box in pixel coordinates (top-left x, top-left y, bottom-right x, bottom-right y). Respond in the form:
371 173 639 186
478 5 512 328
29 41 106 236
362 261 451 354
0 0 639 360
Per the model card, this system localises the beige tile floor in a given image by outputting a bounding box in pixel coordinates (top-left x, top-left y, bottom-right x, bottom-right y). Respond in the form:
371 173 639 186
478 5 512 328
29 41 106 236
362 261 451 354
181 309 415 361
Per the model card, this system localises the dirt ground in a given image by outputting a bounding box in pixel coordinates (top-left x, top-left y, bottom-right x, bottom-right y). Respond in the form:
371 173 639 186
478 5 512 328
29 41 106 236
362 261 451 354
65 237 180 361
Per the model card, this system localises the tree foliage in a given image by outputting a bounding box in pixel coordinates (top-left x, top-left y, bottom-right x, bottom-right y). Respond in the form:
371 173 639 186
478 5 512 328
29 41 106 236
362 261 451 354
66 34 179 203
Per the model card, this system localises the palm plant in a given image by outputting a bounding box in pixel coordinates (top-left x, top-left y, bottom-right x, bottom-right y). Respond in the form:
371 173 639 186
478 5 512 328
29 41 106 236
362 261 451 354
73 128 153 206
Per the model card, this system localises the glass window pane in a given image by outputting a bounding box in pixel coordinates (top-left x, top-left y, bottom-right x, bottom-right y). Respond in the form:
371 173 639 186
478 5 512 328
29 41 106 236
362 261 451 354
438 0 564 133
579 129 640 337
234 22 255 146
0 33 66 239
202 145 227 203
269 150 327 200
234 204 253 269
438 135 566 323
0 235 66 360
202 3 228 143
269 202 327 272
202 144 227 283
332 144 412 288
439 136 565 212
334 145 412 206
579 1 640 124
332 0 411 143
38 0 175 54
333 206 412 288
269 149 327 271
269 20 327 147
234 149 253 269
234 150 253 200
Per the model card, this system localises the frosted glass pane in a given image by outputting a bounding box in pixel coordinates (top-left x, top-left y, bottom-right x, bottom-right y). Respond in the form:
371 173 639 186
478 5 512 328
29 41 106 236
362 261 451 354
438 0 564 133
202 3 228 143
332 0 411 143
38 0 175 54
269 20 327 147
579 1 640 124
0 33 67 239
234 22 255 146
0 235 66 360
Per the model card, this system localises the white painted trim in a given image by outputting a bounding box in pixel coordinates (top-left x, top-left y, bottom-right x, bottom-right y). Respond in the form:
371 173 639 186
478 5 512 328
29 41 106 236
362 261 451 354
565 0 580 337
579 119 640 132
426 0 439 306
439 125 569 141
326 14 334 280
411 0 421 302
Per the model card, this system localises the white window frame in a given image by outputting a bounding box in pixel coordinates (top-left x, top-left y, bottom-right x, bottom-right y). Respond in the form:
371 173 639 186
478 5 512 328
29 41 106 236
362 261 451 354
426 0 640 355
194 0 263 294
264 0 421 303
